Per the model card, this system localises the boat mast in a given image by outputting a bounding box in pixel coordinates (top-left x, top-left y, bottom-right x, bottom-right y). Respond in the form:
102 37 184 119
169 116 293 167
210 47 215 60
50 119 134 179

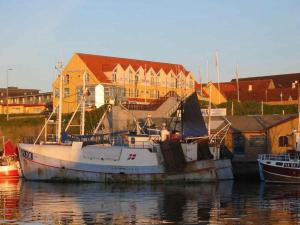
81 70 86 135
208 82 212 137
235 64 240 102
215 52 221 104
56 61 64 144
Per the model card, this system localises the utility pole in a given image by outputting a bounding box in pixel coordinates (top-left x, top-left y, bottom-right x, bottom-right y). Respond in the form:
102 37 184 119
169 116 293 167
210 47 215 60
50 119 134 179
6 68 13 121
208 82 212 137
144 64 147 103
206 60 209 84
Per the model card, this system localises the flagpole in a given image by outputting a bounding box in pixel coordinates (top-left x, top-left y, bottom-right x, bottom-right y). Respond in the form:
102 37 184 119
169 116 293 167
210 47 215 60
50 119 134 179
144 64 147 103
199 65 203 97
235 64 240 102
215 52 221 104
206 60 209 84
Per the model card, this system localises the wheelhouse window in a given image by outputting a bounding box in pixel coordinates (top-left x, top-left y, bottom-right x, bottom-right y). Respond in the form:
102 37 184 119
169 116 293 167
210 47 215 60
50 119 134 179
278 136 289 147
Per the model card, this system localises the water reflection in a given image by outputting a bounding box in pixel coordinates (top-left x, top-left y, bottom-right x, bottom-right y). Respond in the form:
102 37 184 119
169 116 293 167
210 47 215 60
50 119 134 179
1 180 300 224
0 179 21 224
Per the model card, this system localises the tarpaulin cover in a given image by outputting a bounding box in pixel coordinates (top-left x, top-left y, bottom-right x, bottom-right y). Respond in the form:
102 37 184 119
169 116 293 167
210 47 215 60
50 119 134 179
182 92 208 138
4 140 17 156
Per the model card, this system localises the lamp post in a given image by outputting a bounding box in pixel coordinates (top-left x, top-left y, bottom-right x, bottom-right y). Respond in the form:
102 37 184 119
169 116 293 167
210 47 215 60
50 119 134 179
280 91 283 106
6 68 13 121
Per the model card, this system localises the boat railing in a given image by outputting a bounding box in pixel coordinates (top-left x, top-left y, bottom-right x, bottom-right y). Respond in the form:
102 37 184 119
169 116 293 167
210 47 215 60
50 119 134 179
110 136 159 151
258 154 300 162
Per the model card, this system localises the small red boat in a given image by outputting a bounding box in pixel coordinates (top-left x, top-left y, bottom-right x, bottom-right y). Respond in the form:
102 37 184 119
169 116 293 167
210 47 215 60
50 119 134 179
0 140 21 179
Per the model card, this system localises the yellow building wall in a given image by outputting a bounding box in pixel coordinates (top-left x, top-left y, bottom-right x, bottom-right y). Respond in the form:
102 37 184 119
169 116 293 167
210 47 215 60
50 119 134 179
225 131 266 162
203 83 227 104
0 105 46 114
109 65 195 100
53 53 196 113
52 54 100 113
267 117 298 154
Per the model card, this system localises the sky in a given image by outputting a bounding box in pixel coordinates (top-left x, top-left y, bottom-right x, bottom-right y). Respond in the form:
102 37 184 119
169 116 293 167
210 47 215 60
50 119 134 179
0 0 299 91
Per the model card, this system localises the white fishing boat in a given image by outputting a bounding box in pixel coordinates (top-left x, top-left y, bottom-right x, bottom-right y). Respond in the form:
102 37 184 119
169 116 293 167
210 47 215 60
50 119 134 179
18 68 233 183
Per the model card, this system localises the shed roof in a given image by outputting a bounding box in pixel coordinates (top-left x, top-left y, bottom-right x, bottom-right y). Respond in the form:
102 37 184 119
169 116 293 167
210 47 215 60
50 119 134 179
211 114 298 133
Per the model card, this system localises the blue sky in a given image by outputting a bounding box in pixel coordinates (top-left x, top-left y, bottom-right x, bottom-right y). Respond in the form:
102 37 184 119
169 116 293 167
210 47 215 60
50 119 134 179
0 0 299 91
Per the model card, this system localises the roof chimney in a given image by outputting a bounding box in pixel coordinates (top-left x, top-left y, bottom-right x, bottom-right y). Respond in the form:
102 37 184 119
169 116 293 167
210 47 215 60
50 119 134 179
248 84 252 91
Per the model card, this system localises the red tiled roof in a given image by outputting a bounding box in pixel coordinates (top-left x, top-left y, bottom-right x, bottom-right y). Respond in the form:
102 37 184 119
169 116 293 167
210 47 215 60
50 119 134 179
238 79 273 91
195 81 209 97
231 73 300 88
76 53 190 83
224 87 298 102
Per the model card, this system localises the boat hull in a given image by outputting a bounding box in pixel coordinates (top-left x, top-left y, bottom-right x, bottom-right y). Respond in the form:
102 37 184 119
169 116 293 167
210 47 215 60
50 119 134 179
258 160 300 183
18 145 233 183
0 162 21 179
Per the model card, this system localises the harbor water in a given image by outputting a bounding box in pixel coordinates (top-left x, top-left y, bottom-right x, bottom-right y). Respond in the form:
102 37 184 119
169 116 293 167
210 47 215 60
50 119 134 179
0 179 300 224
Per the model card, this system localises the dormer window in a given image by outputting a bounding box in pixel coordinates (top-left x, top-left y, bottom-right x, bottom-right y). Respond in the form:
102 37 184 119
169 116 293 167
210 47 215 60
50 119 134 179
113 73 117 82
85 74 90 83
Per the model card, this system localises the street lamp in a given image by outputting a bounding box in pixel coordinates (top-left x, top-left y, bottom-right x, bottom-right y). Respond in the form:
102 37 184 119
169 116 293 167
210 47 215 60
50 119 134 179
6 68 13 121
280 91 283 106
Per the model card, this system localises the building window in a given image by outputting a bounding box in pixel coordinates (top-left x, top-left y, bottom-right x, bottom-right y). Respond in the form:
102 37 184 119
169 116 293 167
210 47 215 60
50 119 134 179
135 75 139 83
150 90 155 98
64 88 70 97
249 135 265 147
85 74 90 83
64 74 70 84
113 73 117 82
150 77 155 85
278 136 289 147
156 77 160 85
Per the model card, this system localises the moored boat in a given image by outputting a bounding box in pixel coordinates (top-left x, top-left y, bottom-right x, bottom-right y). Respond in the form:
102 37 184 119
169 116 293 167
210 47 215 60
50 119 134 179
0 140 21 179
18 69 233 183
258 152 300 183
